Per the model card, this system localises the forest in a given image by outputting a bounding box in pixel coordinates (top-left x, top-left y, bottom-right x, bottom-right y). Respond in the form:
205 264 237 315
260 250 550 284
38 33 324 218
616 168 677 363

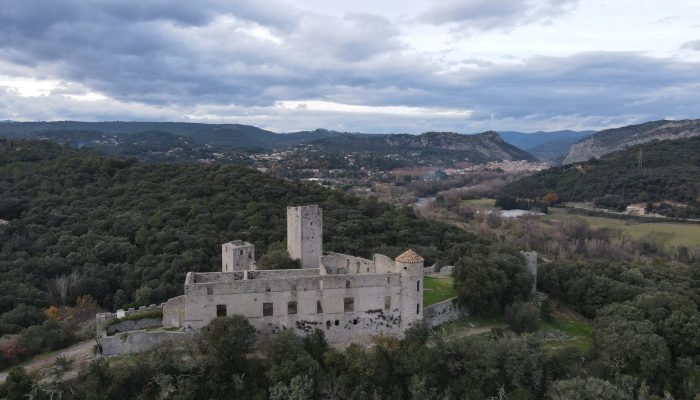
3 139 700 399
0 139 486 362
501 137 700 218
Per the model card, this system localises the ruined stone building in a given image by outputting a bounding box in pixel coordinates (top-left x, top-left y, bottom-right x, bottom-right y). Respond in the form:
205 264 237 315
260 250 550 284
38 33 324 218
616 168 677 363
159 205 425 343
96 205 537 355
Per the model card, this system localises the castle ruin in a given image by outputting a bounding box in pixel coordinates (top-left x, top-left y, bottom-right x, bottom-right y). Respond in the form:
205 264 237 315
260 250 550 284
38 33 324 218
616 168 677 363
161 205 424 344
96 204 537 355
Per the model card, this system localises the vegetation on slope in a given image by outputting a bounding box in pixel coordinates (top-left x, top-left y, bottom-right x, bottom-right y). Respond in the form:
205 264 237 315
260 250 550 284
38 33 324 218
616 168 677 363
0 140 487 337
502 137 700 218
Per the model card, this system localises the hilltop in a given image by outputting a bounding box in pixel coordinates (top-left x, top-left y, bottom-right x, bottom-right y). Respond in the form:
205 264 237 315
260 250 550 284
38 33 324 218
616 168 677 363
563 119 700 164
303 130 536 164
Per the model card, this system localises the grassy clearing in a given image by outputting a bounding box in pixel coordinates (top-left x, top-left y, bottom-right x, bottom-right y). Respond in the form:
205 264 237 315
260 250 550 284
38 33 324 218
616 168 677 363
539 311 594 352
461 198 496 207
423 277 457 306
432 303 593 352
544 208 700 247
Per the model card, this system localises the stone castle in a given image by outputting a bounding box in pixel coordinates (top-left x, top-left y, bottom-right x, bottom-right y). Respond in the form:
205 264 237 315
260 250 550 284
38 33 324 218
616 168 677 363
117 205 426 347
97 204 538 355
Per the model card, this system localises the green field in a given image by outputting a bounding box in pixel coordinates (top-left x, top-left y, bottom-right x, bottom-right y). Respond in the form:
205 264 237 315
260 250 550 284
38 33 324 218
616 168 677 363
539 311 594 352
433 305 593 351
461 198 496 207
544 208 700 247
423 277 457 306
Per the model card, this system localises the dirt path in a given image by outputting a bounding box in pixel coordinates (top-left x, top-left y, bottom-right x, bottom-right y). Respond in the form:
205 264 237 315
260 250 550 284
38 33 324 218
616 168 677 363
0 340 96 384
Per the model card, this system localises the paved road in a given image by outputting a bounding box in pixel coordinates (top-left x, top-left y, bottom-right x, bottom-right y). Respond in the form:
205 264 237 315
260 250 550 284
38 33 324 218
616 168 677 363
0 340 95 384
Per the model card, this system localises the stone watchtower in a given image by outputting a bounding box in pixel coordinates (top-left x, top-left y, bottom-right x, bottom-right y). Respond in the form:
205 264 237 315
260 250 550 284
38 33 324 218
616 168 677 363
287 205 323 269
222 240 255 272
396 249 424 330
520 251 538 293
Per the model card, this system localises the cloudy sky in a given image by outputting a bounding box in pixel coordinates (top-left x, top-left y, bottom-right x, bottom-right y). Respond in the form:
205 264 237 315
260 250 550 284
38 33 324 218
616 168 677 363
1 0 699 133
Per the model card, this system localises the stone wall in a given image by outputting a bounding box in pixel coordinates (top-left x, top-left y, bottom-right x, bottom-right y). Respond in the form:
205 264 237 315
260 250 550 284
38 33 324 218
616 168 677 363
96 304 164 337
106 317 162 335
99 331 191 356
423 297 468 328
163 295 186 328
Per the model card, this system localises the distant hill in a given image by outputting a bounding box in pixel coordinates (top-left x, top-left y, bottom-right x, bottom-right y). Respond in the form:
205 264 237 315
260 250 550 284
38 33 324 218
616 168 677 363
0 121 343 150
563 119 700 164
502 136 700 218
0 122 535 165
306 131 536 164
498 130 595 161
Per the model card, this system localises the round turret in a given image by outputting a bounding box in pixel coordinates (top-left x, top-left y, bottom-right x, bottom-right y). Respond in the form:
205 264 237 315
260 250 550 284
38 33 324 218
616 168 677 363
396 249 424 330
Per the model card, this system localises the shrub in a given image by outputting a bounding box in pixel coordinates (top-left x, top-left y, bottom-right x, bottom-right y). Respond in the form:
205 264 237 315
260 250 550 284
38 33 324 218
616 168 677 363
505 301 540 334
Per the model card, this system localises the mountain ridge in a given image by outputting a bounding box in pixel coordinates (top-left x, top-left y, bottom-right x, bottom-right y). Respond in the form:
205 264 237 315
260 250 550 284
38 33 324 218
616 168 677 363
563 119 700 164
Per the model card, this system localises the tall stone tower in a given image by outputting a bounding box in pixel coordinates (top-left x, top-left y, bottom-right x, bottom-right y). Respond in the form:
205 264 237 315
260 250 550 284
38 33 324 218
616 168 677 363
521 251 538 293
222 240 255 272
396 249 424 330
287 205 323 269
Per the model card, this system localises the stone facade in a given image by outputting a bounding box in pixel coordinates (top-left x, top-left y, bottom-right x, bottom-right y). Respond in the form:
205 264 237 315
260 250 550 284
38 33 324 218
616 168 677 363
168 205 424 343
163 295 186 328
287 205 323 269
222 240 256 271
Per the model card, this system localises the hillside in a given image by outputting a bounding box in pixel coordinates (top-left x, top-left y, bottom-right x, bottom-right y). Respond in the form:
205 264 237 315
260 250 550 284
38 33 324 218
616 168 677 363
0 139 484 336
306 131 536 164
499 130 595 160
0 121 343 150
502 136 700 217
563 119 700 164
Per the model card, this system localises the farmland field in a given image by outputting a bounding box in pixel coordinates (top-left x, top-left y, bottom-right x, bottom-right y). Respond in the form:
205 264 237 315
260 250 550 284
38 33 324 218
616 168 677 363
544 208 700 247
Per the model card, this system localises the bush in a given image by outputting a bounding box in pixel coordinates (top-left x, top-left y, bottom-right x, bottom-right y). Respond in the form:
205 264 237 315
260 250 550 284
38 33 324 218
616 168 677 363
505 301 540 334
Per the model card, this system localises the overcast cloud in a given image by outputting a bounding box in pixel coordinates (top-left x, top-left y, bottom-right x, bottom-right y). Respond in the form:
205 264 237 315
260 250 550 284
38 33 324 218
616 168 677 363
0 0 699 133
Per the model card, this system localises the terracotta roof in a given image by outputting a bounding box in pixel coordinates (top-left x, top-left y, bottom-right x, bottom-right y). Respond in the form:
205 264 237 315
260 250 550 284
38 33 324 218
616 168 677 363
395 249 424 263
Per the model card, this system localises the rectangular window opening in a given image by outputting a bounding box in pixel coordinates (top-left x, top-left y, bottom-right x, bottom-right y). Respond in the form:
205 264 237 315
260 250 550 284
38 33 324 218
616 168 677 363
417 280 420 292
345 280 351 288
263 302 273 317
317 300 323 313
344 297 354 313
416 303 420 314
384 296 391 310
216 304 227 317
288 301 297 315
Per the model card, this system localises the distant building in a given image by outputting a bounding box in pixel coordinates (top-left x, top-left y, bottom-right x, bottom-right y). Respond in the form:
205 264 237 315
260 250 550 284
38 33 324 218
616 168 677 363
625 203 647 216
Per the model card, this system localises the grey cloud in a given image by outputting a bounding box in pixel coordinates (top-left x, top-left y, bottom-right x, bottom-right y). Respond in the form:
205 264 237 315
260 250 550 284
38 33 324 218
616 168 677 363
681 40 700 50
0 1 698 134
419 0 578 29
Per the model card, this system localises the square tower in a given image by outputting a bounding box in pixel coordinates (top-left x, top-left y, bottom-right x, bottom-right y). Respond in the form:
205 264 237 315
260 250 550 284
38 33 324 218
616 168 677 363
287 205 323 269
222 240 255 272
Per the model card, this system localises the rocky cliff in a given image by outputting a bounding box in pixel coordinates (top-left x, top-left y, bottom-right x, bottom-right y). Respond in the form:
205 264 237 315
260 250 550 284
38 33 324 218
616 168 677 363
563 119 700 164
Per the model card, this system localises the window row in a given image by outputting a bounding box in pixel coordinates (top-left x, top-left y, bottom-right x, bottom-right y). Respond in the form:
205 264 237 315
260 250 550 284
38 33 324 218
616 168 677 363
215 296 395 317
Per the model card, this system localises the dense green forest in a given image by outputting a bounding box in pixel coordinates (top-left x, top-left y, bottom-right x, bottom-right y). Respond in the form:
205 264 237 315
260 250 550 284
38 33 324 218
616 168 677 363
3 139 700 399
0 139 483 337
501 137 700 217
